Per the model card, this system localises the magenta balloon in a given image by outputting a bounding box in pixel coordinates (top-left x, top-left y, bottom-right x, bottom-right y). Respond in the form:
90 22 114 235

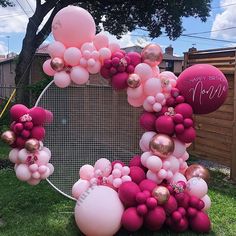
52 6 96 47
177 64 228 114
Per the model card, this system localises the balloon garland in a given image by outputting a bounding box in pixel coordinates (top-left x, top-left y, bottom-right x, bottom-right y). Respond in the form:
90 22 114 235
1 5 229 236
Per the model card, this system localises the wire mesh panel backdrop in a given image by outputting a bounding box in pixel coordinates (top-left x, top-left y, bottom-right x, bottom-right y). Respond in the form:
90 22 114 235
36 76 143 199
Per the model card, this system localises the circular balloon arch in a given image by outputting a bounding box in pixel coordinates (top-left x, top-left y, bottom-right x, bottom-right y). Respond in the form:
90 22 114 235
1 5 229 236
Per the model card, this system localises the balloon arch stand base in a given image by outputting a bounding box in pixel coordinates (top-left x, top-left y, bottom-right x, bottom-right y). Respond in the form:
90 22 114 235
1 5 229 236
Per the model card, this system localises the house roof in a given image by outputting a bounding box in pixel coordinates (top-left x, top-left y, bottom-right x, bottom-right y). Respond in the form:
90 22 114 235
163 53 184 61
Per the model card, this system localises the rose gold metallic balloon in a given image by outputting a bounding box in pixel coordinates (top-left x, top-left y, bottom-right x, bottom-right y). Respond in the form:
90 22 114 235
185 164 210 183
50 57 65 72
1 130 15 145
25 138 40 153
141 44 163 66
149 134 174 159
152 186 170 204
127 73 141 88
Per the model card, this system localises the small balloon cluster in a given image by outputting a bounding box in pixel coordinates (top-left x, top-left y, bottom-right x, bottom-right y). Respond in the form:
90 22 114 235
1 104 54 185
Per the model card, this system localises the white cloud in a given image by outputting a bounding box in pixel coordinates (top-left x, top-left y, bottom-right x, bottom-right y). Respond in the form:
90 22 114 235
0 41 7 54
211 0 236 40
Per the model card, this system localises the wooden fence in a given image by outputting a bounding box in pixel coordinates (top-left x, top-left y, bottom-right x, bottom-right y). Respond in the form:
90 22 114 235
184 47 236 180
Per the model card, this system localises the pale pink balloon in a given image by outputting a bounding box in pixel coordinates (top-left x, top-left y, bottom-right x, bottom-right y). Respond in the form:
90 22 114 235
121 175 132 182
153 102 162 112
112 169 122 178
74 186 124 236
155 93 165 102
40 167 51 179
91 51 99 60
43 59 56 76
83 50 91 60
47 163 54 175
87 61 101 74
202 194 211 211
70 66 89 85
166 170 174 180
72 179 90 199
81 42 96 52
8 148 19 164
139 131 156 151
146 170 162 184
36 150 50 165
38 165 47 174
141 151 152 166
109 43 120 53
54 71 71 88
127 85 144 99
52 6 96 47
15 164 31 181
134 63 153 81
18 149 29 163
139 140 147 152
63 47 81 66
144 78 162 96
93 33 109 50
114 163 123 171
121 166 130 176
79 164 94 180
99 48 112 60
27 178 41 185
181 151 189 161
87 58 96 67
172 138 186 158
29 163 38 173
32 171 40 179
94 158 112 177
48 41 66 58
143 99 154 112
160 71 177 81
185 143 192 148
187 177 208 198
152 66 160 76
147 96 156 104
42 147 51 156
146 155 162 172
165 156 180 173
171 173 187 184
127 95 144 107
113 178 122 188
157 169 167 179
80 57 87 67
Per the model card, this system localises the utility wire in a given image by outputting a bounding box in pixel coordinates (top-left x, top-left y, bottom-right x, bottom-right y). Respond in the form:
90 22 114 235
25 0 35 13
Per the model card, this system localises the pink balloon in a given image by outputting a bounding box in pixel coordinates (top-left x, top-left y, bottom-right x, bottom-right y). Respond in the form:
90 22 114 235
91 51 99 60
15 164 31 181
127 85 144 99
146 170 161 184
48 41 66 58
43 59 55 76
10 104 29 121
172 138 186 158
80 164 94 180
165 156 180 173
177 64 228 114
109 43 120 53
141 151 152 166
122 207 143 231
134 63 153 82
70 66 89 85
72 179 90 199
171 173 187 184
157 169 167 179
18 149 29 163
40 167 51 179
143 99 154 112
38 165 47 174
47 163 54 175
146 155 162 172
52 6 96 47
139 131 156 151
127 95 145 107
99 47 112 60
201 194 211 211
54 71 71 88
27 178 41 185
144 78 162 96
94 158 112 177
187 177 208 198
82 50 91 60
93 33 109 50
152 66 160 76
75 186 124 236
36 150 50 165
80 57 87 67
81 42 96 52
87 61 101 74
63 47 81 66
87 58 96 67
8 148 19 164
29 163 38 173
32 171 40 179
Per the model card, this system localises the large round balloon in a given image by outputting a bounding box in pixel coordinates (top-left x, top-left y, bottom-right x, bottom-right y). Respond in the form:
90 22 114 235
52 6 96 47
74 186 124 236
177 64 228 114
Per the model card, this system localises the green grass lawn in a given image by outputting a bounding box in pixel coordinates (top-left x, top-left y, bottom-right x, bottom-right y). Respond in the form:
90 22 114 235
0 141 236 236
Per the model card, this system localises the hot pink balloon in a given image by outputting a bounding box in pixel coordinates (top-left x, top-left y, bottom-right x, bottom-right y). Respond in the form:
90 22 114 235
52 6 96 47
48 41 66 58
54 71 71 88
177 64 228 114
93 33 109 50
63 47 81 66
43 59 56 76
70 66 89 85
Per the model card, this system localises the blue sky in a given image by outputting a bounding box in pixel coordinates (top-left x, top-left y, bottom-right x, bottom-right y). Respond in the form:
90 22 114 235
0 0 236 56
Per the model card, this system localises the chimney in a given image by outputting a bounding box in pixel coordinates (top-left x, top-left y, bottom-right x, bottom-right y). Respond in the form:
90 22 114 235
188 46 197 53
165 45 173 55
